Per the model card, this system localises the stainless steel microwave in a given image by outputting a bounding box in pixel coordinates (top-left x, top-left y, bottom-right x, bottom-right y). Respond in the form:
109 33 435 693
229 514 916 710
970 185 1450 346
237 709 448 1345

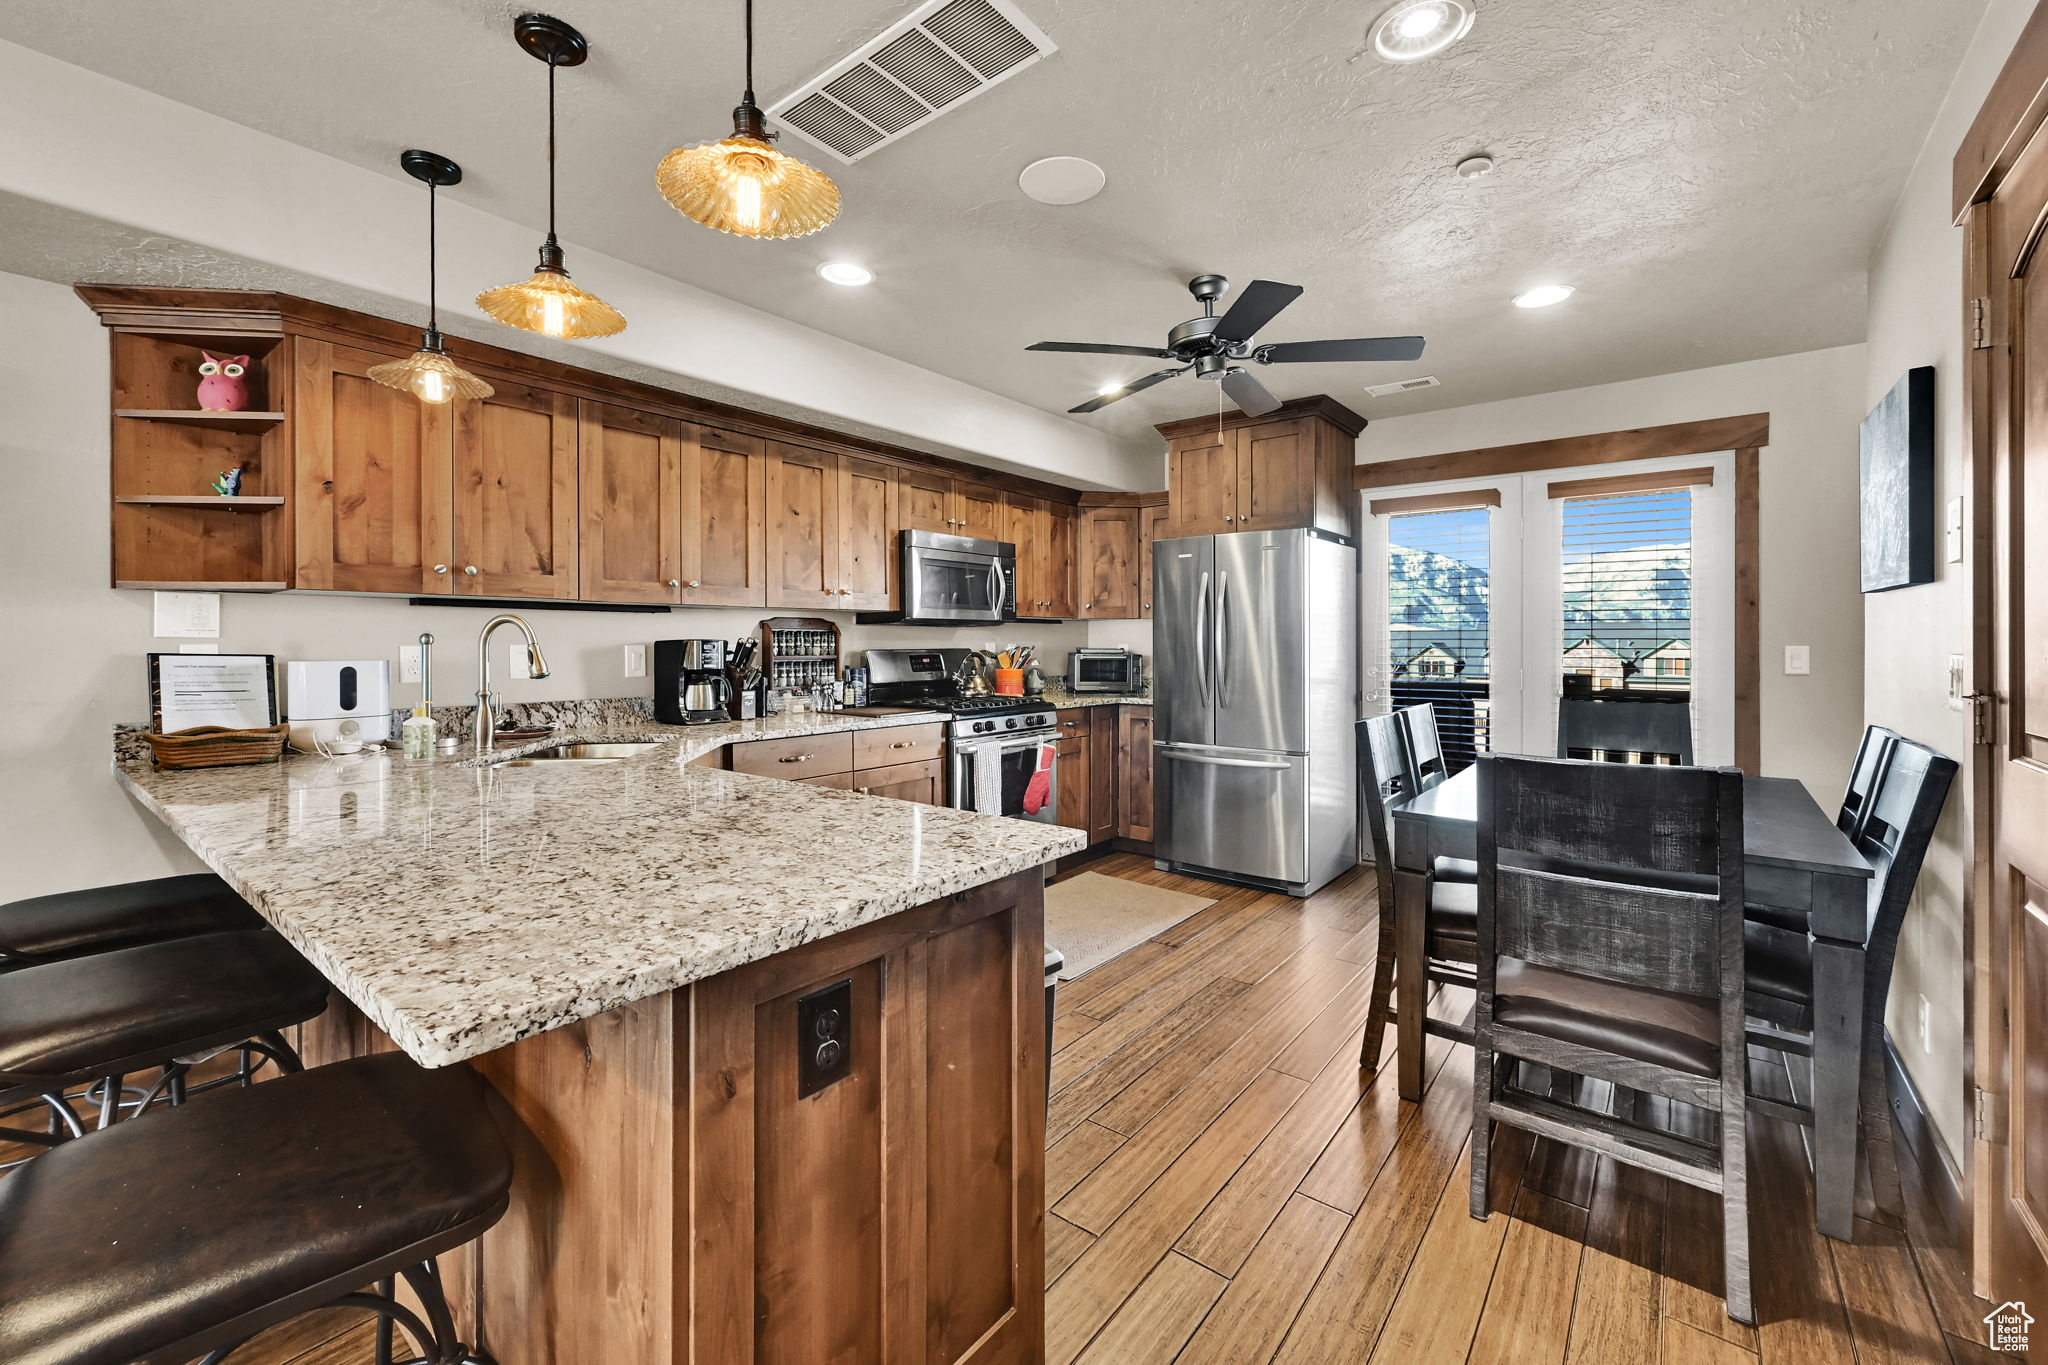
862 529 1017 626
1067 648 1144 694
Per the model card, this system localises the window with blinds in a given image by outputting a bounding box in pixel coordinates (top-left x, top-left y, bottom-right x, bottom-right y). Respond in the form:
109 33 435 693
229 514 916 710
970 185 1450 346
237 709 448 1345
1385 505 1490 771
1558 487 1693 762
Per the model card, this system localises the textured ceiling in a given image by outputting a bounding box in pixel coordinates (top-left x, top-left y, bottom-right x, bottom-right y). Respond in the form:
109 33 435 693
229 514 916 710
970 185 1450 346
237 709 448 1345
0 0 1982 443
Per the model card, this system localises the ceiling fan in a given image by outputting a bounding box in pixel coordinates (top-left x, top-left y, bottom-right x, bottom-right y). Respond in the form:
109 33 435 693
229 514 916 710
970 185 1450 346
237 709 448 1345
1028 274 1425 417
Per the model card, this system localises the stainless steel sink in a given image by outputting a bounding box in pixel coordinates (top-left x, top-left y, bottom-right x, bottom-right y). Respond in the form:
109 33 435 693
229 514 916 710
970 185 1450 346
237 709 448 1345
494 741 665 767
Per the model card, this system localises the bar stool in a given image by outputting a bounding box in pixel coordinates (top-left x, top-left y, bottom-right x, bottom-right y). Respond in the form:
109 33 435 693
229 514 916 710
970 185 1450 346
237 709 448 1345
1 872 265 967
0 929 329 1153
0 1050 512 1365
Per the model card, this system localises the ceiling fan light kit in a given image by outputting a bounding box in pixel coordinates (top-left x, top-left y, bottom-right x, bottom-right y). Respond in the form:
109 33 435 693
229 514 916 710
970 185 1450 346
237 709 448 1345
1370 0 1476 62
476 13 628 339
368 150 494 406
656 0 841 239
1029 273 1426 417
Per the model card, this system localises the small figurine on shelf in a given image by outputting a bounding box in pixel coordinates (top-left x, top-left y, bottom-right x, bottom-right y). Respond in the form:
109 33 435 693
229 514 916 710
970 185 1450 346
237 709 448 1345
210 465 245 497
195 352 251 412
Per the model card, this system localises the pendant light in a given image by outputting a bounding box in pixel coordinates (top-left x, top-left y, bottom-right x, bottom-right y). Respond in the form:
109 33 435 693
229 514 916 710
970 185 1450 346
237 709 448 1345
654 0 840 239
476 14 627 339
368 151 494 405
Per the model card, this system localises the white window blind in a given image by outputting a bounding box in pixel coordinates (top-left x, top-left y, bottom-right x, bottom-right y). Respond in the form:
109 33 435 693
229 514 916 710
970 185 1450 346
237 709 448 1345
1385 505 1491 771
1557 488 1694 762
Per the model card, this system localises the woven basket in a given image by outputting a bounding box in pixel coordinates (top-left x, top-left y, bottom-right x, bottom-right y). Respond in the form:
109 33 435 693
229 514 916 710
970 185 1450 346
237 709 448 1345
144 724 290 771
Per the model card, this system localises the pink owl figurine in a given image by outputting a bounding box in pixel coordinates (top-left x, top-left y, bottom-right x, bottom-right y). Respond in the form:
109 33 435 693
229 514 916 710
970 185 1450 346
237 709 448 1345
195 352 251 412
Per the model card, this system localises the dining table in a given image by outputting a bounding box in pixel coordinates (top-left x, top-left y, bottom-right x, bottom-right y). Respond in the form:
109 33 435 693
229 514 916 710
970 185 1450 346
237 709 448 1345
1390 765 1876 1240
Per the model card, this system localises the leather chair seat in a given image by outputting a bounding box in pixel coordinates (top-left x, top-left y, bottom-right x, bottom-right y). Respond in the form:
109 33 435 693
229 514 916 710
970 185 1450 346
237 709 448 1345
1426 878 1478 943
1433 856 1478 883
1743 922 1813 1004
0 1052 512 1365
0 931 328 1081
1493 957 1721 1078
0 873 263 962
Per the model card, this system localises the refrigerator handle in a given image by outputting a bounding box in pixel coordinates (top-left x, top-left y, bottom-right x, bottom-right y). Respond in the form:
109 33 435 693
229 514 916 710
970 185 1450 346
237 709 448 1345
1157 748 1291 771
1215 570 1230 707
1196 570 1212 703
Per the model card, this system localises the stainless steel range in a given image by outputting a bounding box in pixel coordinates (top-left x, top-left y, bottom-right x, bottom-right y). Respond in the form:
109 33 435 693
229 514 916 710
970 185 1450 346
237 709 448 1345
865 649 1060 824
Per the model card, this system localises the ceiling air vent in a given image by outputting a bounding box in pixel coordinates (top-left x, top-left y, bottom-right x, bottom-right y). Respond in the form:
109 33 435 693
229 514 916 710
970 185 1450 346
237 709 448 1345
1364 376 1442 398
768 0 1057 164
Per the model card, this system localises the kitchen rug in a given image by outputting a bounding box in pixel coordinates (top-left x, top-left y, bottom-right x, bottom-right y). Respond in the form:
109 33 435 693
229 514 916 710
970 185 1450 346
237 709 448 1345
1045 872 1216 981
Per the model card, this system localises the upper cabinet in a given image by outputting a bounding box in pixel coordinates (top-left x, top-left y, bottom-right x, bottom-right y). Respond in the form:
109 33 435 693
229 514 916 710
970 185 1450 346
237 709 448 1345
1077 495 1167 620
680 424 767 607
838 455 897 609
579 400 682 605
955 481 1005 541
900 468 1006 541
763 441 839 609
453 376 580 599
1140 499 1171 618
1004 495 1078 619
1159 397 1365 540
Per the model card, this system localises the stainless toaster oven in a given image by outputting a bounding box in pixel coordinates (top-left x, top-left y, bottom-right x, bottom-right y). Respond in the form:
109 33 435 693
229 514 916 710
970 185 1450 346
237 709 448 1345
1067 648 1144 694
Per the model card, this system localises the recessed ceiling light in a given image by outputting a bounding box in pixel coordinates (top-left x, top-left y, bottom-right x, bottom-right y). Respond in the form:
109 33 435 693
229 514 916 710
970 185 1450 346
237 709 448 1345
1019 156 1107 205
817 262 874 287
1370 0 1476 62
1455 154 1495 180
1513 284 1575 309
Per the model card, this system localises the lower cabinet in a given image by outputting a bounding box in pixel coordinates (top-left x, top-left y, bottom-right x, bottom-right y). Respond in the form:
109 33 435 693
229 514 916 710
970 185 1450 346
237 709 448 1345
1119 709 1155 843
734 724 948 806
1051 707 1154 851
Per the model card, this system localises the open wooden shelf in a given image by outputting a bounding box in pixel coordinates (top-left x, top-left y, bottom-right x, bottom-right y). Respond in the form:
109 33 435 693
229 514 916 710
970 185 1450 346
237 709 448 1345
114 494 286 508
115 580 289 593
116 409 286 433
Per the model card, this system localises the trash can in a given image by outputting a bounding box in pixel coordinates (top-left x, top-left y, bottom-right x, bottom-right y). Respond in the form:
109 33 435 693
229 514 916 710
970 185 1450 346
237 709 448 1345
1043 947 1064 1115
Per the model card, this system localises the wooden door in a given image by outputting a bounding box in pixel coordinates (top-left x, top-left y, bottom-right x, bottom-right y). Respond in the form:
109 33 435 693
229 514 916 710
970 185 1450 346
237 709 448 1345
292 339 452 593
578 400 681 605
1119 709 1155 843
763 441 838 608
1140 499 1171 619
1004 495 1047 615
854 758 946 805
1078 505 1141 619
1090 719 1120 845
1975 97 2048 1312
1234 417 1317 531
1055 733 1089 835
954 481 1006 541
680 424 767 606
453 377 579 598
1168 430 1237 535
1043 503 1078 619
838 454 898 609
898 466 954 535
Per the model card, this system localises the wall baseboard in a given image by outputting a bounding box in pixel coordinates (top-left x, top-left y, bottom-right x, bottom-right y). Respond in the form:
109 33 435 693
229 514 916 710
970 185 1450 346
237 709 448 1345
1886 1031 1964 1237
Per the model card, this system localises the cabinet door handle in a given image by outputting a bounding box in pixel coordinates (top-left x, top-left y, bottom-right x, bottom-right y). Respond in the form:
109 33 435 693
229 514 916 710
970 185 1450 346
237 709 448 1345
890 740 915 748
837 586 850 595
688 579 702 588
667 579 681 588
779 754 813 763
463 565 479 575
432 564 449 575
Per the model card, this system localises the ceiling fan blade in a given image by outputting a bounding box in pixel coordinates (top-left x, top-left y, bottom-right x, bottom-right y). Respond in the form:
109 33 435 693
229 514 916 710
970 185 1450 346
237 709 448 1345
1220 367 1282 418
1257 335 1426 365
1028 341 1176 359
1212 280 1304 344
1067 365 1188 414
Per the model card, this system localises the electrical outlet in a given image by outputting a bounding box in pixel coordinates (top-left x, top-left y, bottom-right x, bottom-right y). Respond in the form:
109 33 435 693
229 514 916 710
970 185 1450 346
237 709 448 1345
399 645 423 683
623 644 647 678
1783 645 1811 676
797 978 853 1098
1917 995 1931 1053
509 642 532 679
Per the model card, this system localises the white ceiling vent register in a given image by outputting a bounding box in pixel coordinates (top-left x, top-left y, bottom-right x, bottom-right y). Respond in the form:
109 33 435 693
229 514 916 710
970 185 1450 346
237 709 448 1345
767 0 1057 164
1364 376 1442 398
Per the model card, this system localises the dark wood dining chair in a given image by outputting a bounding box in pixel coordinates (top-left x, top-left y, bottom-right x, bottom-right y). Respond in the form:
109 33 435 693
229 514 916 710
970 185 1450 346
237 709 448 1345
1557 696 1695 764
1356 713 1479 1072
1401 704 1475 883
1743 726 1956 1229
1469 755 1751 1323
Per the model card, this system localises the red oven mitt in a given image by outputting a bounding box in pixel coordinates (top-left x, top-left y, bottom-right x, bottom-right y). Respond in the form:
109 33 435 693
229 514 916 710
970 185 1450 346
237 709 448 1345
1023 741 1056 816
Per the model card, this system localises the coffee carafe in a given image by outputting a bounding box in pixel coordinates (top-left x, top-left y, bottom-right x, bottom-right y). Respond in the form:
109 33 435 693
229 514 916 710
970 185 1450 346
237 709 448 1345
653 639 731 725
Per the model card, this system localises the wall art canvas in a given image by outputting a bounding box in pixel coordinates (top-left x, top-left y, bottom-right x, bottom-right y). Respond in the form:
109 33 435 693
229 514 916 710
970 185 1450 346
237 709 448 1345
1859 365 1935 593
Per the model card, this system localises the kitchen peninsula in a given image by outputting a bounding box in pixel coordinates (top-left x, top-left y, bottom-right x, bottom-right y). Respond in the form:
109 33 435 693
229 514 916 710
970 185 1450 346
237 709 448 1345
114 706 1084 1365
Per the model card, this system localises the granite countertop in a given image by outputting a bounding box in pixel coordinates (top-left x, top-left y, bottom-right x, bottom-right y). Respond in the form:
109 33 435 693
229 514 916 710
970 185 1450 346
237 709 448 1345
113 708 1084 1068
1039 685 1151 711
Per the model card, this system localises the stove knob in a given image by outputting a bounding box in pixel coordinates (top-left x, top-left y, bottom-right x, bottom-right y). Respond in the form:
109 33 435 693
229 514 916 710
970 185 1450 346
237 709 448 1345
1003 717 1017 729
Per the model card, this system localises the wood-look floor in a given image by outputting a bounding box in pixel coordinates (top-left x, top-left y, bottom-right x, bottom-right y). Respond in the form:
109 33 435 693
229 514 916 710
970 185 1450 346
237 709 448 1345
28 854 2009 1365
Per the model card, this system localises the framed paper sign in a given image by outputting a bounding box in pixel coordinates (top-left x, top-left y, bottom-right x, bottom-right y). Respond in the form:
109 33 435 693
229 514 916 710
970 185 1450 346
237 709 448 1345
148 653 278 732
1859 366 1935 593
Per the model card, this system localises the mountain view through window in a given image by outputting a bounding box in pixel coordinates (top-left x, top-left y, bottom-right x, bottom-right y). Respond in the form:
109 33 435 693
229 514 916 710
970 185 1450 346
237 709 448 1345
1385 505 1490 771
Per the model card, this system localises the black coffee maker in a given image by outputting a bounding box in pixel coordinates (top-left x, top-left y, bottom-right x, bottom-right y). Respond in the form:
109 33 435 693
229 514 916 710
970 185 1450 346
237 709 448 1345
654 639 731 725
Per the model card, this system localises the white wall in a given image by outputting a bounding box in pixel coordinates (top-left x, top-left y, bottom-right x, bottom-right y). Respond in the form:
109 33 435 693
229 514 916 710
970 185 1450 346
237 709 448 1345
1860 0 2036 1173
1355 344 1871 806
0 270 1091 901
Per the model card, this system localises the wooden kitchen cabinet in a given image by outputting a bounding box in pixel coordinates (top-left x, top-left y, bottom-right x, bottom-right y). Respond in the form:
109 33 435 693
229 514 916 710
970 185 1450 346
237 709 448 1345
1140 498 1171 618
1119 708 1155 844
1055 730 1089 835
454 375 580 598
853 757 947 805
1089 719 1120 845
853 722 947 769
579 400 682 605
1078 504 1141 619
901 471 1006 542
955 481 1005 540
680 423 768 606
1160 397 1363 539
763 441 838 608
838 454 897 609
1044 503 1078 618
1004 494 1079 618
293 337 452 594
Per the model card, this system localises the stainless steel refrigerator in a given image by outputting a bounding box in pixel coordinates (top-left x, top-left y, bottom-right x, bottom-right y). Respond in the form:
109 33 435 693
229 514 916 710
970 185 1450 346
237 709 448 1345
1152 527 1358 896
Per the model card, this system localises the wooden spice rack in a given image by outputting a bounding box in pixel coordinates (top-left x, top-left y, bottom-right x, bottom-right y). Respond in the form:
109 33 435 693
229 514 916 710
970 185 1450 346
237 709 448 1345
760 616 841 693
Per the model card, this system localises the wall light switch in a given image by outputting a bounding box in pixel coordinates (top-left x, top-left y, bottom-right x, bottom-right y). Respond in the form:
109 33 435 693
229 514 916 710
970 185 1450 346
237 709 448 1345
623 644 647 678
1783 645 1811 676
509 643 533 679
153 590 220 639
399 645 423 683
1946 496 1965 564
1917 995 1931 1053
1948 654 1968 711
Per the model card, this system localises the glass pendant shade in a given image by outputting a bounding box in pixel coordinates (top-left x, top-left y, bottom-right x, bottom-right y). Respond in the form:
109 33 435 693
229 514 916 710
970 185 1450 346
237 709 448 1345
655 128 840 239
367 337 494 405
477 253 626 339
